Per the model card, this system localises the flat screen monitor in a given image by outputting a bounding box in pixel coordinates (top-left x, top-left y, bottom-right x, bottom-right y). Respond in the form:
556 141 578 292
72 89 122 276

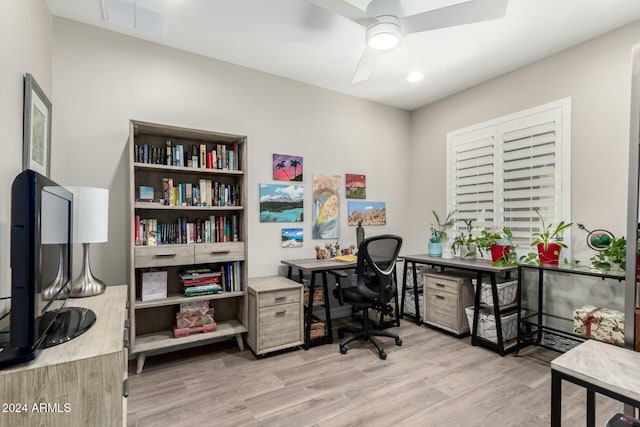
0 170 96 369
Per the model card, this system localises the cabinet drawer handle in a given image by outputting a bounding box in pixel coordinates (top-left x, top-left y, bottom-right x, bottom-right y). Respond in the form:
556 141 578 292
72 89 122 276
274 296 287 301
154 253 177 258
210 250 231 255
275 310 287 315
436 295 445 300
436 283 446 288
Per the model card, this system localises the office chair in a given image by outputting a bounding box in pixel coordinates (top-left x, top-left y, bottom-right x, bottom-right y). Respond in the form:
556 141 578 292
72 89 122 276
331 234 403 360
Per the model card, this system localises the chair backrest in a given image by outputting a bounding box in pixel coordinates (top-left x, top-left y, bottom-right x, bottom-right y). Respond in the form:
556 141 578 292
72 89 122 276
355 234 403 304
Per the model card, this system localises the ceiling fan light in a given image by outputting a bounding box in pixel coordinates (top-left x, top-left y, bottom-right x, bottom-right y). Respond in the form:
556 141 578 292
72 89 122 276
366 21 401 51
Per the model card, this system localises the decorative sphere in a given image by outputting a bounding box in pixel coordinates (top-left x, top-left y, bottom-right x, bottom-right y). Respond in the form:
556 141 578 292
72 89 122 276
590 231 612 249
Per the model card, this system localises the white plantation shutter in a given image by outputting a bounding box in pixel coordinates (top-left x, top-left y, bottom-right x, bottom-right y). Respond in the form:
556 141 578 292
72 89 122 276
448 128 497 232
447 99 571 255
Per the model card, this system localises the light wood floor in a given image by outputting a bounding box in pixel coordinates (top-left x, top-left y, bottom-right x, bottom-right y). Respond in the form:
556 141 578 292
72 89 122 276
127 319 622 426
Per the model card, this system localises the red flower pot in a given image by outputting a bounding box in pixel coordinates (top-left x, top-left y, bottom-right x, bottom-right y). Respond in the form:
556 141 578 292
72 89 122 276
537 242 562 265
491 245 510 263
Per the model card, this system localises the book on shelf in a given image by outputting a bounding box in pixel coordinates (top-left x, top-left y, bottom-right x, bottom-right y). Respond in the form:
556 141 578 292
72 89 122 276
200 144 206 168
165 139 173 165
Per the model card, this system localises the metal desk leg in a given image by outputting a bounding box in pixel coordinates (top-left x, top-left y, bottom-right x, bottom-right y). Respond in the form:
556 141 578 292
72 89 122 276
551 369 562 427
412 262 421 325
287 266 293 280
303 271 317 350
471 272 483 346
586 389 596 427
393 267 400 327
537 268 544 344
322 271 333 343
490 272 505 356
400 260 408 319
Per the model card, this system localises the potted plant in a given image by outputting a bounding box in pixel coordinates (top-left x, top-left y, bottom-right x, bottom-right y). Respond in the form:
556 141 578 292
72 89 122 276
591 236 626 271
452 219 477 259
527 210 572 265
429 209 456 257
475 228 516 264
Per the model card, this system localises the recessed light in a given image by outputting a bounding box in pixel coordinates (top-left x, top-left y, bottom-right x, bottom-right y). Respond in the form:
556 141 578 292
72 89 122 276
406 72 424 82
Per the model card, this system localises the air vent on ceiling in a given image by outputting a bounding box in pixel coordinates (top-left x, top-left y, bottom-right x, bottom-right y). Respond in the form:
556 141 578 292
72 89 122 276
101 0 163 35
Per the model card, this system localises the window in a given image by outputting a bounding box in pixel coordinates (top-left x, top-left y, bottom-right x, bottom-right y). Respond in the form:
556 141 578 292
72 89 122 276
447 98 571 254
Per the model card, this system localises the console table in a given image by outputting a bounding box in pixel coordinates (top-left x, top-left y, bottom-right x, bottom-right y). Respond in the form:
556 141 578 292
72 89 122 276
400 255 517 355
0 285 128 427
551 339 640 426
517 263 625 352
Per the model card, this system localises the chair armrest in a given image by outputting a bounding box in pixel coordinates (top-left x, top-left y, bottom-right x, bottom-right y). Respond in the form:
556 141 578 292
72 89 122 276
328 269 348 305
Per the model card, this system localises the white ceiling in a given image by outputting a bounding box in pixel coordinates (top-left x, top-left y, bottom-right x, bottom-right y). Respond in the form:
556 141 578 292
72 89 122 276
48 0 640 110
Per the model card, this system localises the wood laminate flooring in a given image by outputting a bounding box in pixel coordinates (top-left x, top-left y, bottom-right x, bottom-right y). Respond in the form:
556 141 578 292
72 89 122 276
127 319 622 426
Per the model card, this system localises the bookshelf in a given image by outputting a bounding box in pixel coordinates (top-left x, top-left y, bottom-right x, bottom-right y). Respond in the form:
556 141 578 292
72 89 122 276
128 120 248 374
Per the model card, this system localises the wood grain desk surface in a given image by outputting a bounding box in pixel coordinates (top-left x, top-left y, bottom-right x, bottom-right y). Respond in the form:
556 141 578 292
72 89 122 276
281 258 356 271
551 339 640 402
401 254 517 273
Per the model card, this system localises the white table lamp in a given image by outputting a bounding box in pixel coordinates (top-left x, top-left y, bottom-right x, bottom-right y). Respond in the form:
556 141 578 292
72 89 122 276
66 186 109 297
41 189 72 300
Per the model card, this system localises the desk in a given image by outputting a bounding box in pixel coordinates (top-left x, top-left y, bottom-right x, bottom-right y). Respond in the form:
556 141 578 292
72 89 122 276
400 255 517 355
281 258 356 349
551 339 640 427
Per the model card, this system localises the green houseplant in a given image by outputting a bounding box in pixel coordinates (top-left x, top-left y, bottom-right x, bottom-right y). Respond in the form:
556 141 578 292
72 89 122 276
475 228 516 265
521 210 572 265
591 236 626 271
429 209 456 257
452 219 477 259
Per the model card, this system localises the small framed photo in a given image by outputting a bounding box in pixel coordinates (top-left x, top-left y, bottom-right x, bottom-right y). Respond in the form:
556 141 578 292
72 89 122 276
23 73 52 177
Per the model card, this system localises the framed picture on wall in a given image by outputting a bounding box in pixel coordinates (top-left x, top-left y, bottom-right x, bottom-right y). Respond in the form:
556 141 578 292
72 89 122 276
23 73 52 177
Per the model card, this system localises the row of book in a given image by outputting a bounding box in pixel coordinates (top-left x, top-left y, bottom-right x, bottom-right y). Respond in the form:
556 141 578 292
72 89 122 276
154 178 240 207
134 140 240 171
135 215 239 246
179 263 243 295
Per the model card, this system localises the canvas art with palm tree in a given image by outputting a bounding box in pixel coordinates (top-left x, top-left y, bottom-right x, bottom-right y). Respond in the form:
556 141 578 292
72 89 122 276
273 154 303 181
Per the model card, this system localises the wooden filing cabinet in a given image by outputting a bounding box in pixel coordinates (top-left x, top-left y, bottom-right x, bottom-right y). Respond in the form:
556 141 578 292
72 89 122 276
247 276 303 355
423 271 474 335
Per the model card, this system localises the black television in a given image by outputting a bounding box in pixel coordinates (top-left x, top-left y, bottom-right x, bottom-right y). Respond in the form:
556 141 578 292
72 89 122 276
0 170 96 369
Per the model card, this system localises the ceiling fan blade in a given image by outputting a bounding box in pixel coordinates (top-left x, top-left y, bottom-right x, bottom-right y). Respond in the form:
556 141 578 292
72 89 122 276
403 0 508 34
306 0 376 27
351 48 380 85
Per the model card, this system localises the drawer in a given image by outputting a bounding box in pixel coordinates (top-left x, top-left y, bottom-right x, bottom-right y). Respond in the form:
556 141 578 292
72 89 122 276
258 288 300 307
425 288 458 330
259 302 302 349
134 245 193 268
424 274 461 295
194 242 244 263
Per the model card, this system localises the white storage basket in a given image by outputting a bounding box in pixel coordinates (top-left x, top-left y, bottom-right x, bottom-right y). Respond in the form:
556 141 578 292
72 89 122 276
465 307 518 343
472 279 517 307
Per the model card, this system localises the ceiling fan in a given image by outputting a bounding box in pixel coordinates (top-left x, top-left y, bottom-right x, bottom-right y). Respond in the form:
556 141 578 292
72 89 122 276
307 0 509 84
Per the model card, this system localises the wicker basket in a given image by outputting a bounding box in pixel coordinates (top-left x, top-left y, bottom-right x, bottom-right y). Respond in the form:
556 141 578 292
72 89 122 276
472 279 517 307
464 307 518 343
304 288 324 304
305 320 326 339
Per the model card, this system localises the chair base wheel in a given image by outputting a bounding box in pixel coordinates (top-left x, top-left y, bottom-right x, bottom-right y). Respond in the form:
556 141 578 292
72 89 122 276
395 338 402 346
379 351 387 360
339 346 347 354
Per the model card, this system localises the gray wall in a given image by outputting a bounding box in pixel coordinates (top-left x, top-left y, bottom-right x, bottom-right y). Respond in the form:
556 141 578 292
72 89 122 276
0 0 53 315
51 18 411 285
407 21 640 314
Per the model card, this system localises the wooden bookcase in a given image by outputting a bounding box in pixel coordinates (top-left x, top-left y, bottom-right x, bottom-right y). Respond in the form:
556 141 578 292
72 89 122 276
128 120 248 373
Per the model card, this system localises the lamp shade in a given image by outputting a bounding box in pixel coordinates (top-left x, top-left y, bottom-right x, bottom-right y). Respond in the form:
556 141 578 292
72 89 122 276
65 186 109 243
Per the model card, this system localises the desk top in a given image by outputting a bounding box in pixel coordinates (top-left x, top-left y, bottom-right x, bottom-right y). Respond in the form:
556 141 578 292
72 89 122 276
551 339 640 402
281 258 356 271
401 254 517 273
